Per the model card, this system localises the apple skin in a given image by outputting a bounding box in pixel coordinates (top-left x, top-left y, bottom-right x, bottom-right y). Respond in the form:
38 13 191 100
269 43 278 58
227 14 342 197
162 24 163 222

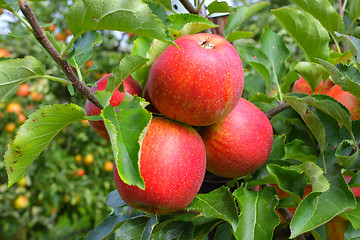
201 98 273 178
85 73 142 141
327 85 360 121
344 175 360 197
113 117 206 215
292 76 334 95
146 33 244 126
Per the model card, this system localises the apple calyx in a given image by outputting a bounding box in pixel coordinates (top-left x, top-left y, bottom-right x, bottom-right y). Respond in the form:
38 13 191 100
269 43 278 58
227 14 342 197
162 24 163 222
200 38 214 49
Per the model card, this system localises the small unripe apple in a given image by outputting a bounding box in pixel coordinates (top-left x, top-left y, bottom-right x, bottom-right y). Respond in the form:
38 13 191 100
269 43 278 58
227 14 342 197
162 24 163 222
85 73 142 140
30 91 43 102
5 122 16 133
147 33 244 126
74 154 82 163
201 98 273 178
77 169 85 177
83 153 94 166
113 117 206 215
103 161 113 172
327 85 360 121
17 83 30 97
6 102 22 114
14 195 29 210
18 113 26 124
0 48 10 58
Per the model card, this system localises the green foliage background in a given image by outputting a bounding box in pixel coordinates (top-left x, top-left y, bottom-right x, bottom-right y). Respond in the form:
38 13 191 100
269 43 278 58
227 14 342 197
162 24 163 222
1 0 360 239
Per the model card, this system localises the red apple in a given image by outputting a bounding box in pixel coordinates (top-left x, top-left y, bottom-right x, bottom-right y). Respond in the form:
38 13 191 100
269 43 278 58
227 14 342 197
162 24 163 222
146 33 244 126
344 175 360 197
85 73 142 140
327 85 360 121
292 76 320 95
317 79 335 94
201 98 273 178
113 117 206 215
292 76 334 95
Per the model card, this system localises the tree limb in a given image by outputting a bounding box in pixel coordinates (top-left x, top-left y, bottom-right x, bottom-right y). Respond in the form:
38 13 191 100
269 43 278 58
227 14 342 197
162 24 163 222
179 0 197 14
264 102 291 120
19 1 103 110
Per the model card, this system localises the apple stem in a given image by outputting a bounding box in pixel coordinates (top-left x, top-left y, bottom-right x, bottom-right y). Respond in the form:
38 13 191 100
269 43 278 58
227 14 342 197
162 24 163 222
18 1 103 110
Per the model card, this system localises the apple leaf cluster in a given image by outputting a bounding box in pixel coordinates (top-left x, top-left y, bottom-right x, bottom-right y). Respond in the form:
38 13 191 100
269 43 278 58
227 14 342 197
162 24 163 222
1 0 360 239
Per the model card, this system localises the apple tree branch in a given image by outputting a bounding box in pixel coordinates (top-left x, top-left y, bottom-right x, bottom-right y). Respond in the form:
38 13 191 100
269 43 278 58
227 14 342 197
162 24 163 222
18 1 103 110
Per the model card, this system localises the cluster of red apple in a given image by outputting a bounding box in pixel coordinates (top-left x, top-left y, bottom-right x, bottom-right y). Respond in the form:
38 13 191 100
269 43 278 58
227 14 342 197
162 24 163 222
85 33 273 214
292 76 360 120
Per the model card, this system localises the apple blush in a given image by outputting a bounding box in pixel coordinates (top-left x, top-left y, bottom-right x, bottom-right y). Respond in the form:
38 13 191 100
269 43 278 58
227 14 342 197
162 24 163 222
146 33 244 126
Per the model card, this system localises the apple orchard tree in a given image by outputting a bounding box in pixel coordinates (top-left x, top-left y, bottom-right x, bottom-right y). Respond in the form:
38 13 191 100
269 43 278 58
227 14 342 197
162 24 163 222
2 0 360 239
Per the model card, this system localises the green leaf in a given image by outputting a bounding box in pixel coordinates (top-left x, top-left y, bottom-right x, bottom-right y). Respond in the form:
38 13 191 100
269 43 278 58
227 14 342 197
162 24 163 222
236 46 271 86
186 186 238 230
0 56 45 100
67 31 102 68
344 223 360 239
342 198 360 230
131 36 153 58
4 104 86 187
102 96 151 189
224 2 269 37
66 0 172 43
269 135 286 160
285 94 326 152
193 218 223 240
318 59 360 101
158 221 193 240
226 31 252 42
349 0 360 22
206 1 231 17
0 0 18 11
336 140 359 167
267 164 306 202
290 165 356 238
214 222 234 240
259 27 290 83
291 0 345 36
300 94 353 139
336 33 360 69
284 139 318 163
298 161 329 193
106 190 127 208
271 8 330 62
349 170 360 188
294 62 325 92
105 55 149 93
168 13 218 38
86 214 130 240
115 216 158 240
152 0 172 11
233 187 280 240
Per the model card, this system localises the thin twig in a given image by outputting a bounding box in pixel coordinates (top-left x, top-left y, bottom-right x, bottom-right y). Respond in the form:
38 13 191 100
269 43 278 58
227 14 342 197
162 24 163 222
264 102 291 120
338 0 344 18
179 0 197 14
19 1 103 110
